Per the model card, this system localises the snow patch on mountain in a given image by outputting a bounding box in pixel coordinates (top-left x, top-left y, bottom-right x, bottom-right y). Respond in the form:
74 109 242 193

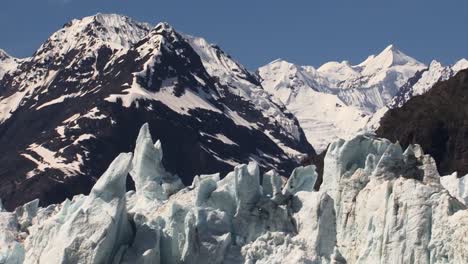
21 143 84 177
316 44 425 100
106 81 222 114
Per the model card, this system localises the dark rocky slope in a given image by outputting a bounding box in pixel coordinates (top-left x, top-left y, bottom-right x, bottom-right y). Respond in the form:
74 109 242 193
377 68 468 176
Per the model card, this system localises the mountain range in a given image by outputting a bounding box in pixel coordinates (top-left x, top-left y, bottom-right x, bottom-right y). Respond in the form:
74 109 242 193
258 47 467 152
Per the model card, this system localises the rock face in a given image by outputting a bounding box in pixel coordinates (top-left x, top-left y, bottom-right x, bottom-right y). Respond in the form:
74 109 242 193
1 124 467 264
258 45 426 152
0 14 314 210
377 69 468 176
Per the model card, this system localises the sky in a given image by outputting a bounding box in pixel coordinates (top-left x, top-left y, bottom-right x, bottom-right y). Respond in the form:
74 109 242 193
0 0 467 69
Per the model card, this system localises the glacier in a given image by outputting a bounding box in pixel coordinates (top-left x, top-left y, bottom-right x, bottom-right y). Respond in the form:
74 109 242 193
1 124 467 264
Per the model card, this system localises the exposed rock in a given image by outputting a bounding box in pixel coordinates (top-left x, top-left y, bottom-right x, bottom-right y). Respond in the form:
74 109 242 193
377 69 468 176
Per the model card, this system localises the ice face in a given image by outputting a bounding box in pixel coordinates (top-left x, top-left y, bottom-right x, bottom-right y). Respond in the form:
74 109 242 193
130 123 168 202
2 125 467 264
0 210 25 264
282 165 317 196
441 172 468 205
23 153 134 264
319 135 468 263
262 169 282 198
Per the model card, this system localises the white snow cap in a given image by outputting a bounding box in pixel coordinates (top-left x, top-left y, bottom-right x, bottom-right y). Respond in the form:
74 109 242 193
452 58 468 72
0 48 19 79
36 13 151 57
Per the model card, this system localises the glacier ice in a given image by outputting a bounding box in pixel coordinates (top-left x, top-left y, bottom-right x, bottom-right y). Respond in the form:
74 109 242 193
0 203 25 264
441 172 468 206
23 153 133 264
1 124 468 264
129 123 183 206
282 165 317 196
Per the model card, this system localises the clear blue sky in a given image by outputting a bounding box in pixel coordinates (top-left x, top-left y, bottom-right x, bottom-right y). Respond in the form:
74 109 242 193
0 0 467 69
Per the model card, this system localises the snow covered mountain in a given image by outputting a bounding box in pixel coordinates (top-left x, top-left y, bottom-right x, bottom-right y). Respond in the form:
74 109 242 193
390 58 468 108
258 59 370 152
1 124 467 264
259 46 468 153
0 13 151 124
0 14 314 210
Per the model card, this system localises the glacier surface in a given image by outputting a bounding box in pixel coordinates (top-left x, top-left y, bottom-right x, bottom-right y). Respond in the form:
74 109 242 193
1 124 467 264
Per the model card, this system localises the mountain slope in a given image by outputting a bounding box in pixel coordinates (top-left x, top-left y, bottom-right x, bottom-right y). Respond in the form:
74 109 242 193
258 59 369 152
377 69 468 176
390 58 468 108
0 14 314 210
258 45 425 152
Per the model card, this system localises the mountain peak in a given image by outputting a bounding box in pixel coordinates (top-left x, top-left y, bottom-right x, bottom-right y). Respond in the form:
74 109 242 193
270 58 286 64
452 58 468 72
36 13 151 58
383 43 397 52
359 44 425 75
375 44 421 65
0 48 11 60
140 21 181 44
153 21 173 32
267 58 296 67
0 48 19 79
428 59 443 68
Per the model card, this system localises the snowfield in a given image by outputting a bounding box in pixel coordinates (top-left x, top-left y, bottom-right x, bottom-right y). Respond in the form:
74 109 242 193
259 46 467 153
1 124 467 264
